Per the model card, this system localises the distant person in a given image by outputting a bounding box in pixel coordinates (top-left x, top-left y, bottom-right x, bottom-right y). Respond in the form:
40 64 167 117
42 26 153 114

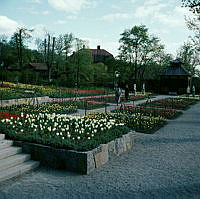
115 87 121 106
187 86 190 96
192 85 195 97
125 84 129 101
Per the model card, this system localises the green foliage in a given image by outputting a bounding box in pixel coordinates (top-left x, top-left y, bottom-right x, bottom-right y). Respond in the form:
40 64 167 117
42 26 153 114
118 25 169 83
112 106 181 119
1 102 77 114
177 42 197 76
182 0 200 13
3 125 130 151
0 111 130 151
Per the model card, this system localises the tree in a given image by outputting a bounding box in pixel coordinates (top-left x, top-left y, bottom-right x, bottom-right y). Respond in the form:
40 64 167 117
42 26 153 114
54 33 74 59
119 25 166 84
177 41 200 76
9 27 33 69
182 3 200 77
44 34 56 82
72 38 89 88
54 33 74 74
182 0 200 13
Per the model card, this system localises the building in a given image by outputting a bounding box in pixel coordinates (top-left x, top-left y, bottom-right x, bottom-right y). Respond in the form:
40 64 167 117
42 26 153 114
71 45 114 64
28 63 48 71
160 58 192 95
90 45 114 64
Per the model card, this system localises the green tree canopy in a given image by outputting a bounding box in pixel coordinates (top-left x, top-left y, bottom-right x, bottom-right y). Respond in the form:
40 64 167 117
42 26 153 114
182 0 200 13
118 25 166 82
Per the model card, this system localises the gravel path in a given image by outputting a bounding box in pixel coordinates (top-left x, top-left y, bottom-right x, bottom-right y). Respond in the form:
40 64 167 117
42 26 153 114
0 101 200 199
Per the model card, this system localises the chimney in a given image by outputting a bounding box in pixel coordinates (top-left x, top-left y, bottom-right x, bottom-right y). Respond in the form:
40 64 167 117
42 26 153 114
97 45 100 50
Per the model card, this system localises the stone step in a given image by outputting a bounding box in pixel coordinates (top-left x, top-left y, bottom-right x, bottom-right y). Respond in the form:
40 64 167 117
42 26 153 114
0 160 40 182
0 154 31 172
0 139 13 150
0 147 22 160
0 134 5 140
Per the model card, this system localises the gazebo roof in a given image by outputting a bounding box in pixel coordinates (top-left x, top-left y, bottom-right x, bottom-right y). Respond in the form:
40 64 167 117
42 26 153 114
160 58 191 76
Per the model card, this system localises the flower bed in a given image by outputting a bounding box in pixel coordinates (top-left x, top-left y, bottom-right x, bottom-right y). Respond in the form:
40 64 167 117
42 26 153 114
0 113 130 151
84 95 146 104
0 112 21 120
1 102 77 115
50 99 107 110
70 89 105 94
140 98 198 110
112 105 181 119
75 100 107 110
86 113 166 134
0 87 45 100
13 131 135 174
48 88 112 98
1 82 113 99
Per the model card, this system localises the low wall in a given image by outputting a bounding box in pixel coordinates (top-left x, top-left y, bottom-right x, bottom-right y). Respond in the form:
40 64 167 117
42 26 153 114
13 131 135 174
0 96 49 107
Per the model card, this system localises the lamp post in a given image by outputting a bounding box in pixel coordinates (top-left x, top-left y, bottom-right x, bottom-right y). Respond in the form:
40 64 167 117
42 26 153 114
1 61 4 86
114 70 120 88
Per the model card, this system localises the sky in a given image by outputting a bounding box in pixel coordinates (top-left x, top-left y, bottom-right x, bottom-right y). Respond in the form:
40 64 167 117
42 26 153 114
0 0 195 57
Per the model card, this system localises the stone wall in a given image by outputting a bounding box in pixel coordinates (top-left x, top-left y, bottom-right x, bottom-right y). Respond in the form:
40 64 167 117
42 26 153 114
13 131 135 174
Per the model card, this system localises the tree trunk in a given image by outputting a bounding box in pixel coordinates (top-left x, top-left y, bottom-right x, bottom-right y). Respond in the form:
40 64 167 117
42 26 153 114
19 29 23 69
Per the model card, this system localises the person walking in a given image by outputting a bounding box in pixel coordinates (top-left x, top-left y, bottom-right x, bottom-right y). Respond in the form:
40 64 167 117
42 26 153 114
125 84 129 101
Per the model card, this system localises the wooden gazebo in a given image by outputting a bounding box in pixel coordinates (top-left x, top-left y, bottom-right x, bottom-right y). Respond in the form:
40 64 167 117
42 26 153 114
160 58 192 95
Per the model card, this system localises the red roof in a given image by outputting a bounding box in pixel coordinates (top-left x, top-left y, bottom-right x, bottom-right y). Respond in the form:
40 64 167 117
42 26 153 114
90 49 113 57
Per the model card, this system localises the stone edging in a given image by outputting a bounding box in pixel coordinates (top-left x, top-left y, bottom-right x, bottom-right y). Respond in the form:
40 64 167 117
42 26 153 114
0 96 49 107
13 131 135 174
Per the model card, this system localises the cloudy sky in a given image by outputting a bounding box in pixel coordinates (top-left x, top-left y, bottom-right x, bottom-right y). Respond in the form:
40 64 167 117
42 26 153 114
0 0 195 57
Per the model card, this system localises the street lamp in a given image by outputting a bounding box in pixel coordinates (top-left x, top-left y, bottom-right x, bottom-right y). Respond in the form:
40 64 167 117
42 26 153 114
114 70 120 88
0 61 4 86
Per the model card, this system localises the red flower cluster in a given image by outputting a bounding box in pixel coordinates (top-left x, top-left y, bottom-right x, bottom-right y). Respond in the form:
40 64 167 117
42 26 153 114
1 84 10 88
0 112 20 120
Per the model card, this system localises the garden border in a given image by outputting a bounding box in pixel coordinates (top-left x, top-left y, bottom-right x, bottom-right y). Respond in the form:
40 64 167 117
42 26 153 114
13 131 135 174
0 96 49 107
